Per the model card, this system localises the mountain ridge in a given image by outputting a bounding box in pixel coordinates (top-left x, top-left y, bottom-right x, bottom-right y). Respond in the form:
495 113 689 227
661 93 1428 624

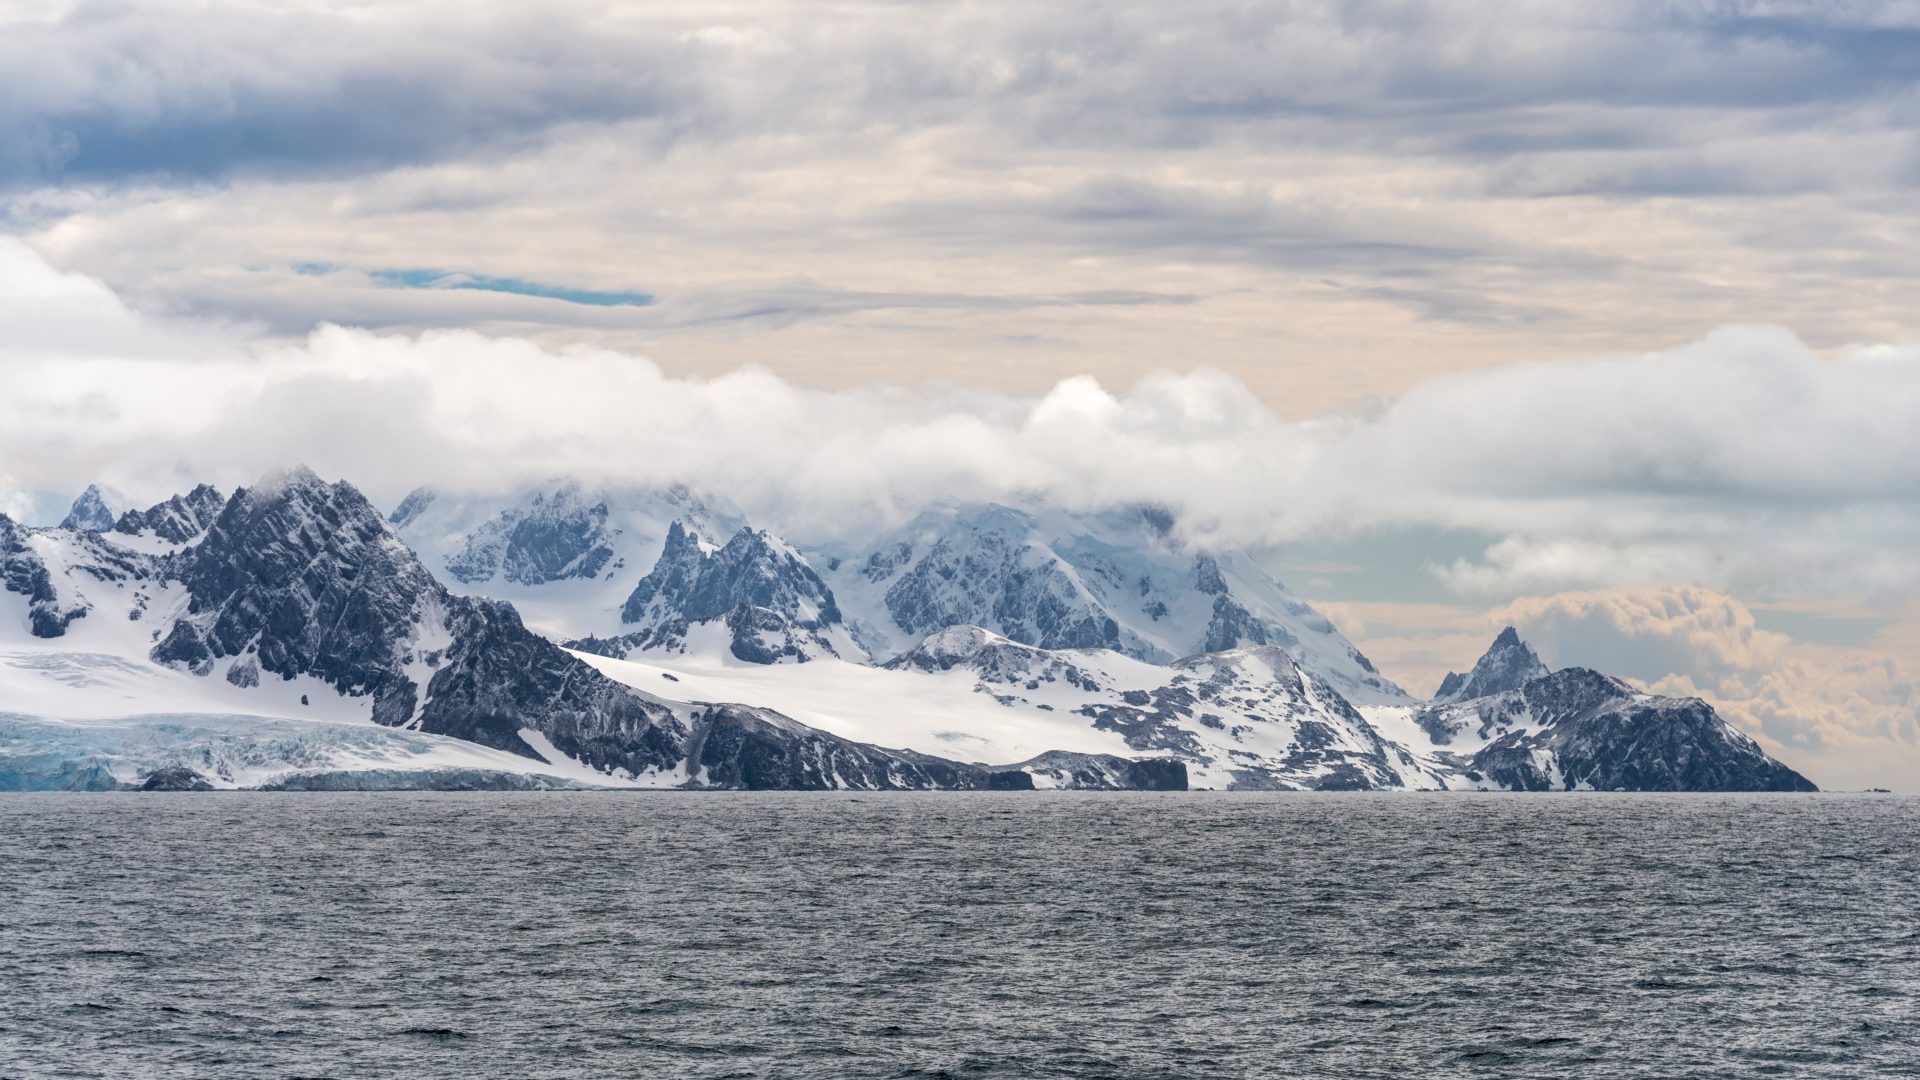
0 472 1816 792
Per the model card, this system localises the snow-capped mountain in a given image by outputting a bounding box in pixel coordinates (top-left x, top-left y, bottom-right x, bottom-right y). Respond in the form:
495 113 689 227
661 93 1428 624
1 471 1180 791
810 502 1410 704
1413 664 1814 791
389 481 742 640
384 489 1406 703
875 624 1439 789
1361 630 1815 792
58 484 121 532
586 521 862 664
1 509 147 637
21 466 692 775
112 484 225 545
4 472 1817 792
1432 625 1549 703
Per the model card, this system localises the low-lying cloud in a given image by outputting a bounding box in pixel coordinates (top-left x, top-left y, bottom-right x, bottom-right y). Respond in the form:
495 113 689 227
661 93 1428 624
4 238 1919 611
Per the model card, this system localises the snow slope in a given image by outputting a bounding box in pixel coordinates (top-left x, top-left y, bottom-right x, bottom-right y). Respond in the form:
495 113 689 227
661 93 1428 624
577 624 1443 790
572 638 1138 768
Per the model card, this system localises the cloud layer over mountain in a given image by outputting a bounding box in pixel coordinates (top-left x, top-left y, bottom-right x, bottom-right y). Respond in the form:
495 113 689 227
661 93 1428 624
4 239 1916 599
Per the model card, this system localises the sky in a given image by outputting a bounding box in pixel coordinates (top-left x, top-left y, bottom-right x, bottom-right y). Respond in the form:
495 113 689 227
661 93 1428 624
1 0 1917 789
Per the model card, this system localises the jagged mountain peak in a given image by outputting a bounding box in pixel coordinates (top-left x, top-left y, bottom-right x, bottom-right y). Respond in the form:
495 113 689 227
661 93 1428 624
387 486 437 529
610 521 857 665
137 465 700 777
60 484 122 532
157 468 443 694
1433 625 1551 703
1411 665 1814 791
389 482 745 628
112 483 225 544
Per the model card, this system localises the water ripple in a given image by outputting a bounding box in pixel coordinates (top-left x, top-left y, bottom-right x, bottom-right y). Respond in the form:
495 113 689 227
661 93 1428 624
0 791 1914 1078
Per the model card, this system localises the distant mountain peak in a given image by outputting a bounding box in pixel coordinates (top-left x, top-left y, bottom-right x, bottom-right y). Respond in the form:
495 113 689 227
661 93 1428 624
60 484 121 532
113 483 225 544
387 486 437 529
1433 625 1550 703
615 522 856 664
1415 666 1815 792
249 463 326 498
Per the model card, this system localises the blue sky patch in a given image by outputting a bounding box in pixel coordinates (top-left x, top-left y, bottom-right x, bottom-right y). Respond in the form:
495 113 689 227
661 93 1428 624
296 264 652 307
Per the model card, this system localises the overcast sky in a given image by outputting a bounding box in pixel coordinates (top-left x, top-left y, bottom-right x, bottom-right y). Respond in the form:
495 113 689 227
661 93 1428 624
2 0 1916 788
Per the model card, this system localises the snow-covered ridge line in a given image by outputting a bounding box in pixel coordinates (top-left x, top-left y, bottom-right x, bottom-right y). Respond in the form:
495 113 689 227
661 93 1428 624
1 471 1817 792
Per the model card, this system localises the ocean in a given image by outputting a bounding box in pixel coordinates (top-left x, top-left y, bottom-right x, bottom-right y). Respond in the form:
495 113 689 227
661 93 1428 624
2 792 1914 1078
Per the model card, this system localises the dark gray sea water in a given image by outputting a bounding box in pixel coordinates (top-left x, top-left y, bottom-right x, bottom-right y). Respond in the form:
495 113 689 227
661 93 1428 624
1 793 1915 1079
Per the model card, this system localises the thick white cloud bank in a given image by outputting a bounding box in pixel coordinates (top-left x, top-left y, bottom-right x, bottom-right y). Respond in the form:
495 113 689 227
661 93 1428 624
3 239 1916 787
4 239 1917 595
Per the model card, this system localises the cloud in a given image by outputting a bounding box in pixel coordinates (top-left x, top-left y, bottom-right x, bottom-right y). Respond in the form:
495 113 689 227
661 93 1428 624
1498 585 1919 791
14 1 1920 409
2 239 1918 604
8 2 1918 189
157 262 1193 337
0 3 699 186
0 236 235 359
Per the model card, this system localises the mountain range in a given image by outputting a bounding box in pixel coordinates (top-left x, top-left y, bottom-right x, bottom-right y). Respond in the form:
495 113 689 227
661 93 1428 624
0 471 1816 792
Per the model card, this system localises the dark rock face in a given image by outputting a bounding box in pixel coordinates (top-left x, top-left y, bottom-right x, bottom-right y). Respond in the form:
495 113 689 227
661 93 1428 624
618 523 851 663
676 706 1185 792
424 597 687 771
138 765 214 791
1433 626 1550 704
113 484 226 544
1196 555 1288 653
1006 751 1189 791
1202 592 1279 654
1422 667 1817 792
1 514 147 638
442 483 619 586
60 485 119 532
685 705 991 790
152 468 447 700
145 467 688 773
1 513 69 636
